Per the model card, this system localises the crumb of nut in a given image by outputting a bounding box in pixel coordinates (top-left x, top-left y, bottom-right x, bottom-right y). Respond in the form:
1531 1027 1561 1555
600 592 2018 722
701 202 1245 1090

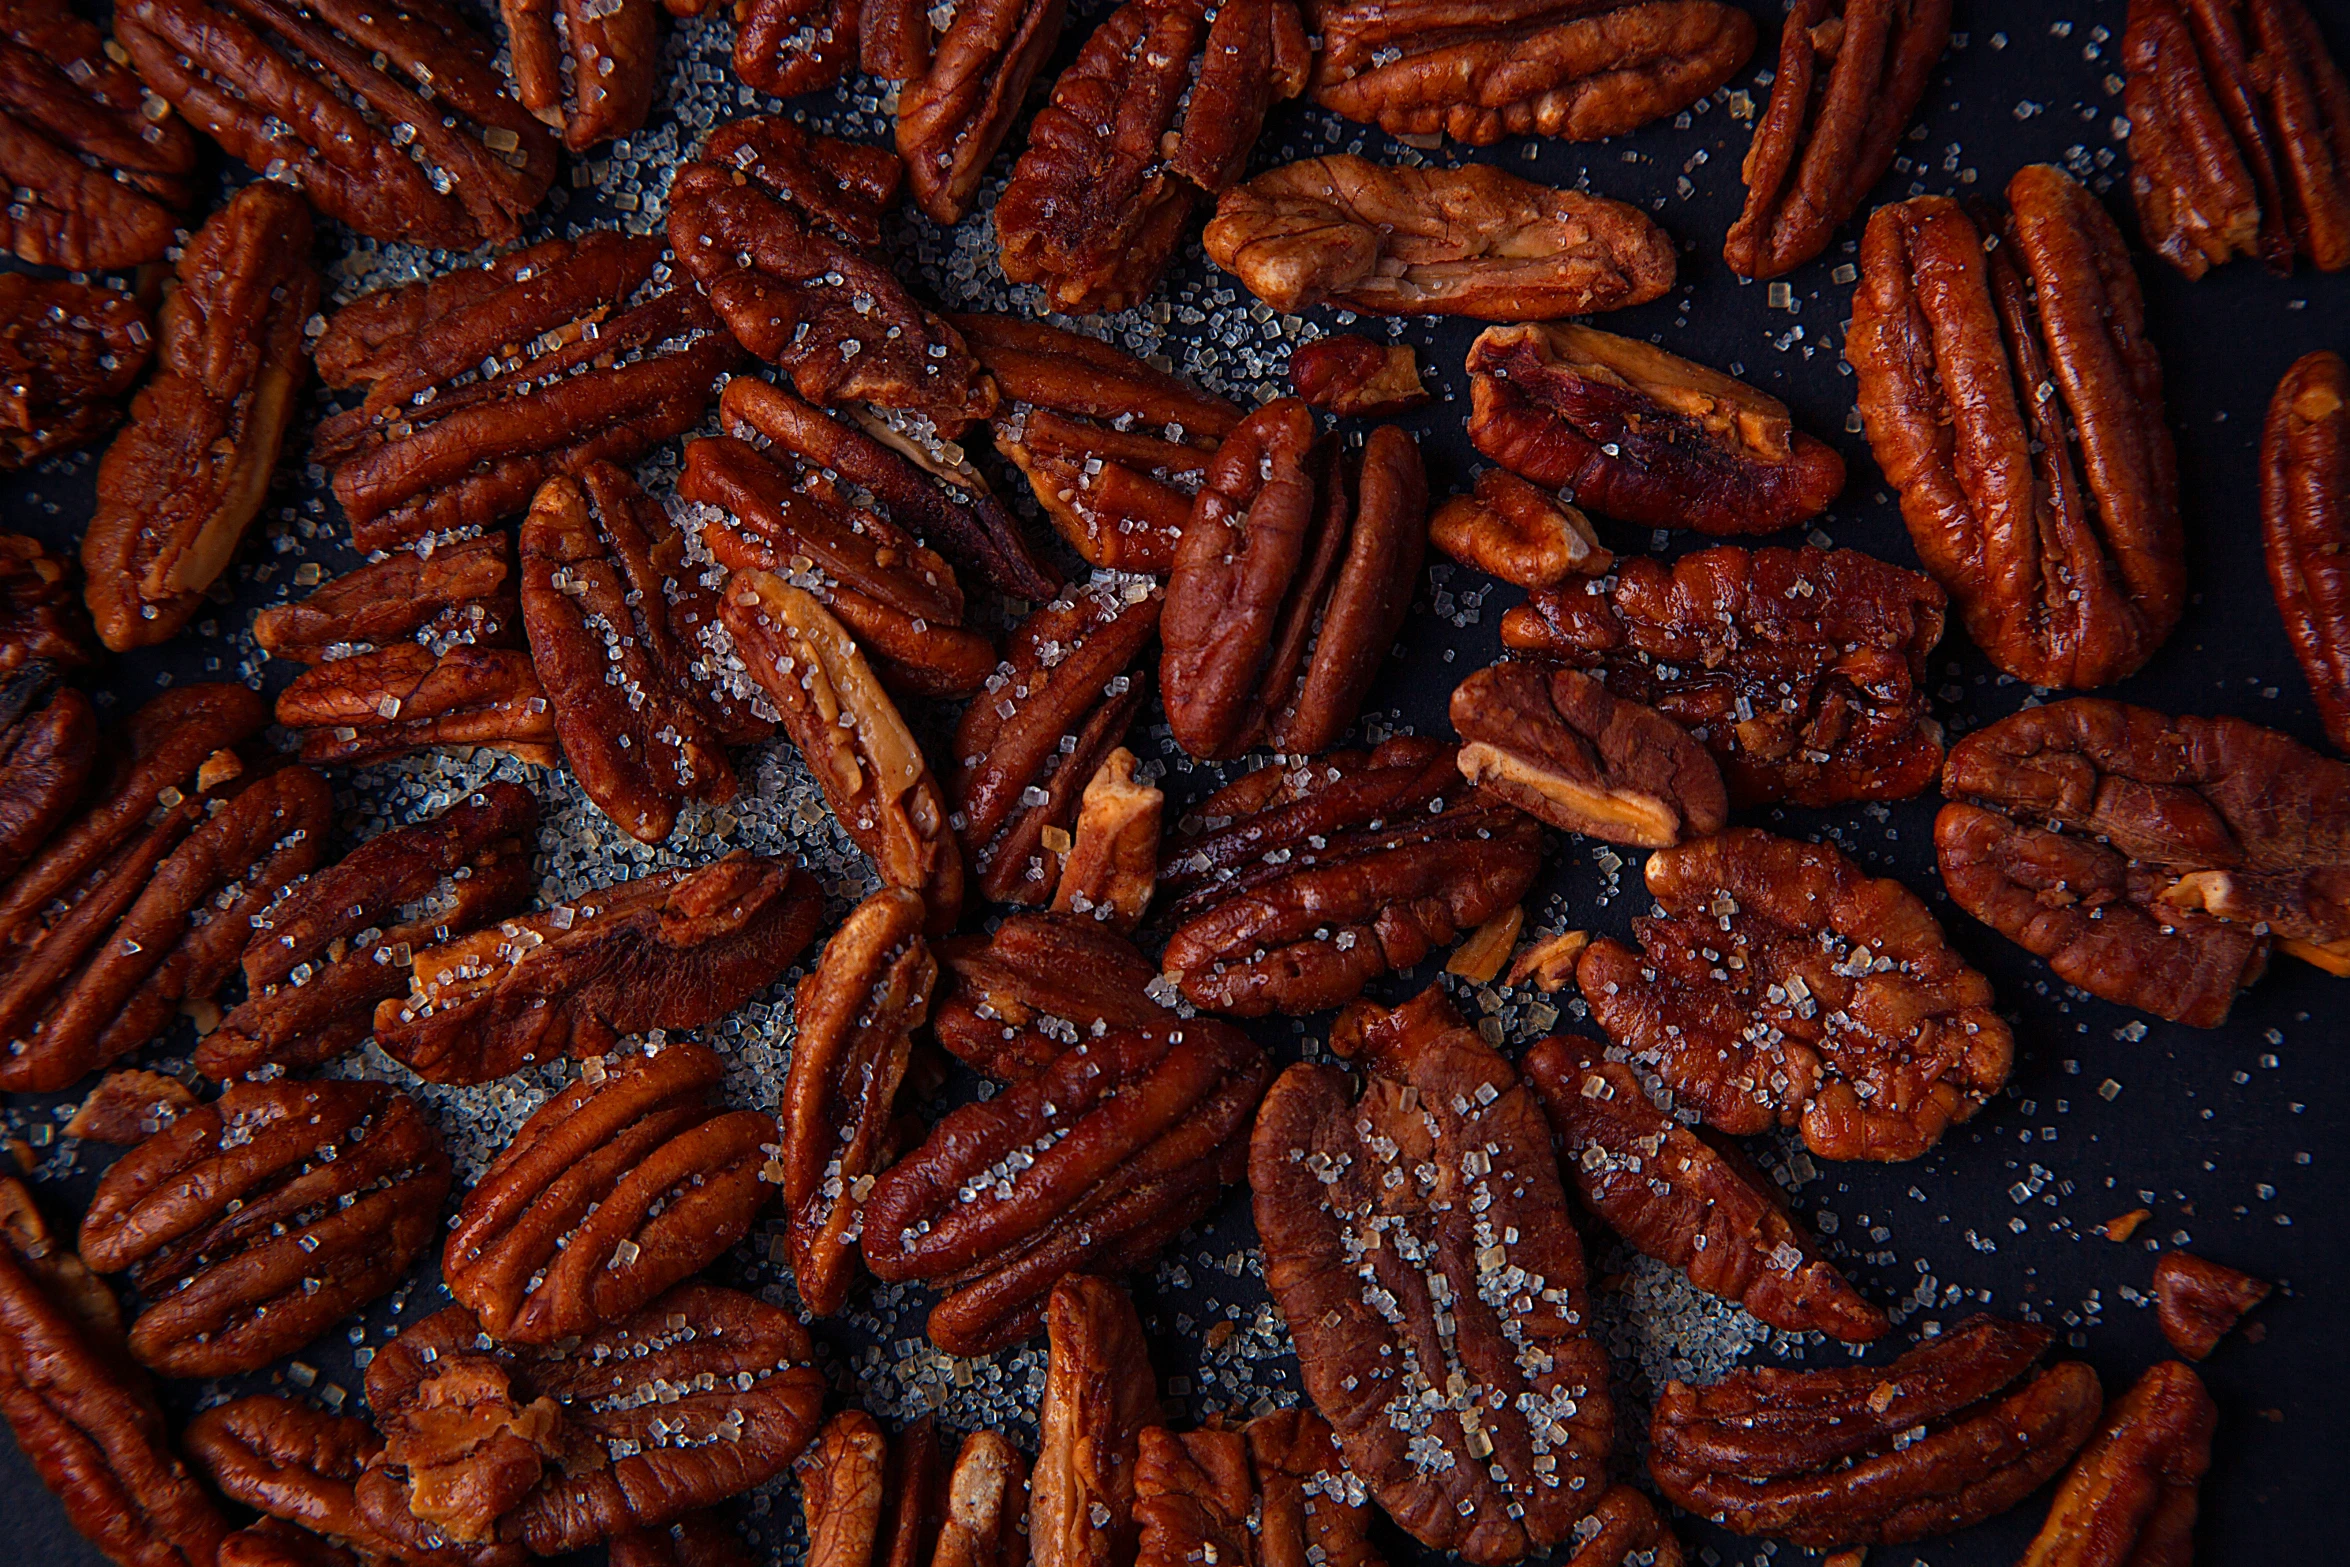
1823 1551 1866 1567
1506 928 1589 992
65 1070 197 1146
2104 1209 2154 1243
1287 334 1431 417
1444 905 1523 983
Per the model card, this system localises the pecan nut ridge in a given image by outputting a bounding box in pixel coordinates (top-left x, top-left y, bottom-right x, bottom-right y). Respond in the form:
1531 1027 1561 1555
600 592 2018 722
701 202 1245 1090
2020 1361 2215 1567
732 0 860 97
0 673 95 887
799 1409 1028 1567
0 278 152 470
883 0 1071 223
1033 1276 1163 1567
1053 747 1163 932
2261 349 2350 750
1134 1407 1386 1567
2150 1250 2270 1359
929 912 1172 1081
504 0 662 150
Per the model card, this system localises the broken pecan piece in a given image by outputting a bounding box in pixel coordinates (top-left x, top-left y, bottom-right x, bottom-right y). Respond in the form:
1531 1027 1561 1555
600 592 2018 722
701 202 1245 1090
1428 469 1610 588
0 534 94 676
731 0 860 97
1250 985 1614 1565
2151 1251 2271 1359
64 1069 197 1145
1135 1408 1384 1567
799 1410 1027 1567
1033 1276 1162 1567
929 911 1171 1080
2262 349 2350 750
2019 1361 2215 1567
1053 748 1163 932
0 670 94 884
503 0 662 150
878 0 1069 223
1289 336 1430 418
0 277 151 469
1452 663 1726 848
1650 1316 2103 1547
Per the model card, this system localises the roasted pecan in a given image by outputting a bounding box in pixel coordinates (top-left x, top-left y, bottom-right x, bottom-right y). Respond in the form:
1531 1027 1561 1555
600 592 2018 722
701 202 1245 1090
1849 165 2184 687
83 184 316 652
1650 1316 2103 1547
503 0 661 150
731 0 859 97
275 645 560 768
0 669 94 883
1429 470 1610 589
996 0 1309 313
1032 1276 1162 1567
1580 828 2011 1161
611 1512 753 1567
355 1284 825 1557
118 0 558 248
2019 1361 2215 1567
1206 155 1675 319
255 535 521 665
1524 1033 1886 1341
0 534 94 675
0 1174 121 1353
1250 985 1614 1565
2151 1251 2271 1359
1936 698 2350 1024
1162 405 1427 759
1288 336 1430 419
0 278 151 469
1053 748 1162 932
64 1069 197 1145
1725 0 1953 278
862 1018 1269 1354
798 1411 1027 1567
1158 737 1543 1016
1468 321 1845 537
875 0 1069 223
781 888 932 1317
1135 1408 1384 1567
375 851 823 1084
1452 663 1725 848
2262 349 2350 750
955 313 1243 573
1500 544 1947 807
1308 0 1754 146
312 232 742 554
928 911 1171 1081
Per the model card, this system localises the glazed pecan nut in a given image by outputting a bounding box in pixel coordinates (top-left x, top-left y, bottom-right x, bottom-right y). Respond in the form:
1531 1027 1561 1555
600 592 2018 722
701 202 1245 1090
274 644 561 768
65 1069 198 1146
1205 154 1675 319
374 851 823 1084
1249 985 1615 1566
0 672 94 884
1135 1408 1385 1567
1434 473 1611 593
798 1411 1027 1567
83 184 317 652
1848 164 2184 688
448 1040 775 1343
0 277 152 469
1650 1316 2103 1548
1579 827 2012 1161
503 0 661 150
1724 0 1953 278
2019 1361 2215 1567
928 911 1173 1080
2261 349 2350 750
1499 544 1948 807
1161 403 1428 760
1523 1034 1886 1342
1289 336 1430 419
731 0 859 97
2151 1251 2270 1359
118 0 558 249
1033 1276 1163 1567
1052 748 1163 931
0 533 95 677
253 533 521 665
879 0 1070 223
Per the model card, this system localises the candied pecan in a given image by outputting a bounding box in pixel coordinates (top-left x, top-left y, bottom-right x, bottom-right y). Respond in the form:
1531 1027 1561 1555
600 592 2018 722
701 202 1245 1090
356 1285 825 1556
1032 1276 1162 1567
1937 698 2350 1024
1135 1408 1384 1567
1288 336 1430 418
611 1512 753 1567
1452 663 1725 848
375 851 822 1084
862 1018 1269 1354
1849 165 2183 687
1650 1316 2102 1547
313 232 742 554
1206 155 1675 319
1308 0 1754 146
1725 0 1953 278
118 0 557 248
1052 748 1162 932
2262 349 2350 750
275 643 559 768
1467 321 1845 537
255 535 521 665
798 1411 1026 1567
996 0 1309 313
1429 469 1610 589
955 313 1243 573
1558 1488 1685 1567
0 533 94 675
2020 1361 2215 1567
2151 1251 2271 1359
1158 737 1543 1016
731 0 859 96
781 889 932 1317
0 277 151 469
83 185 316 651
928 911 1170 1080
1501 544 1947 806
878 0 1069 223
503 0 660 150
0 670 94 883
1524 1033 1885 1341
1250 985 1614 1565
64 1070 197 1145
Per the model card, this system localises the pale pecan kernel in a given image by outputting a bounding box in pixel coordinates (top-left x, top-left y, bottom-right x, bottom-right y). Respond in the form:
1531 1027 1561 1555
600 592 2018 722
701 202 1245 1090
1032 1276 1163 1567
1052 748 1163 933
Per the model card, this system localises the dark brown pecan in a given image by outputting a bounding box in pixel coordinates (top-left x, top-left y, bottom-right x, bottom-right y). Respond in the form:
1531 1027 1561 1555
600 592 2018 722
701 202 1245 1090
1650 1316 2103 1548
0 277 151 469
118 0 558 249
798 1411 1026 1567
503 0 660 150
1289 336 1431 419
255 534 521 665
83 184 316 652
876 0 1068 223
1467 321 1845 538
1033 1276 1162 1567
1158 737 1543 1016
1135 1408 1384 1567
1308 0 1754 146
862 1017 1269 1354
955 313 1243 574
1206 154 1675 319
781 888 932 1317
929 911 1171 1081
218 1520 361 1567
611 1511 752 1567
0 533 95 676
1849 165 2183 688
64 1069 197 1145
2262 349 2350 750
274 644 560 768
997 0 1309 313
1452 663 1725 848
1725 0 1952 278
731 0 859 97
1937 698 2350 1024
355 1284 825 1557
2151 1251 2271 1359
0 670 94 883
1053 748 1163 932
2019 1361 2214 1567
375 851 823 1084
1428 470 1609 589
1250 985 1614 1566
1524 1033 1886 1342
1500 545 1947 807
312 232 742 554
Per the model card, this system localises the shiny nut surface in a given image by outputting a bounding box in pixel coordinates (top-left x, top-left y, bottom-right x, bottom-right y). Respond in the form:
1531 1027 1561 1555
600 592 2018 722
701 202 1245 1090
1136 1407 1384 1567
2017 1361 2216 1567
929 912 1173 1081
2151 1251 2271 1360
503 0 661 150
0 278 151 470
1032 1276 1162 1567
2261 349 2350 750
1427 469 1610 589
1288 335 1432 418
881 0 1069 223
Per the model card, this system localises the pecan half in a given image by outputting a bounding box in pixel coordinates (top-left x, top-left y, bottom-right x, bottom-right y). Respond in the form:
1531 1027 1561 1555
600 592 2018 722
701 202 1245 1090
876 0 1069 223
1289 336 1430 419
1158 737 1543 1016
929 911 1171 1081
2019 1361 2215 1567
1250 985 1614 1565
1467 321 1845 537
1580 828 2011 1161
1452 663 1725 848
1849 165 2184 687
781 888 932 1317
1053 748 1163 932
503 0 661 150
83 184 317 652
1524 1033 1886 1341
1032 1276 1162 1567
2151 1251 2271 1359
118 0 558 248
312 232 742 553
1500 544 1947 806
1725 0 1953 278
375 851 823 1084
799 1411 1027 1567
1428 469 1610 588
0 533 95 676
274 644 561 769
731 0 859 97
1936 698 2350 1025
254 534 521 665
1135 1408 1384 1567
0 277 151 469
862 1018 1269 1354
1650 1316 2103 1547
1162 404 1428 759
0 670 94 883
1308 0 1755 146
1206 155 1674 319
996 0 1310 313
2262 349 2350 750
65 1069 198 1145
